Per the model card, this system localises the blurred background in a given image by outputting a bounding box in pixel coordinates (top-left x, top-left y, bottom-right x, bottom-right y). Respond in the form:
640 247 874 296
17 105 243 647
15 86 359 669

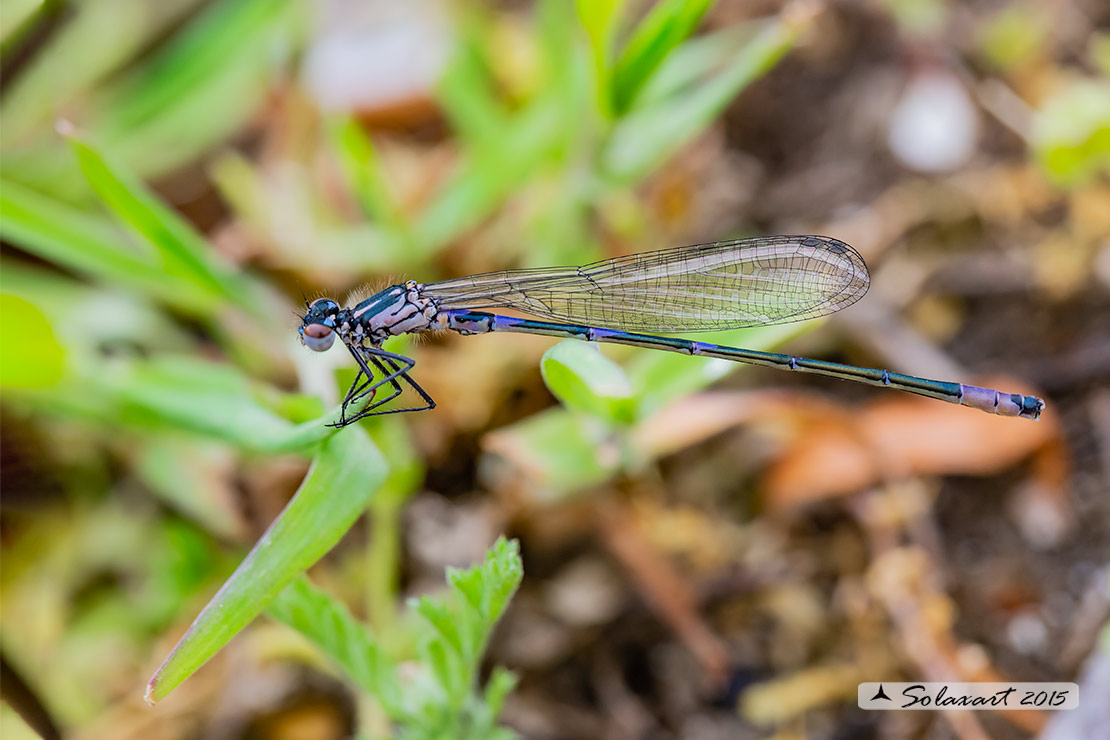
1 0 1108 738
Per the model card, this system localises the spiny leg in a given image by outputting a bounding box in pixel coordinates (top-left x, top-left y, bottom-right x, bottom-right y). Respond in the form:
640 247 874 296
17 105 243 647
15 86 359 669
337 346 400 425
343 367 371 405
361 354 405 410
333 347 421 426
334 357 404 426
373 348 436 413
334 349 436 425
342 346 409 405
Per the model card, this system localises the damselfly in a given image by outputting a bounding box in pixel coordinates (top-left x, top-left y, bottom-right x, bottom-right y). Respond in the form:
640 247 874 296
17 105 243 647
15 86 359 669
298 235 1044 427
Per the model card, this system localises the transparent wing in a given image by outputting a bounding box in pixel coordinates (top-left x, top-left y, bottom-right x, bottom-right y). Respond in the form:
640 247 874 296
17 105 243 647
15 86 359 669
423 235 869 332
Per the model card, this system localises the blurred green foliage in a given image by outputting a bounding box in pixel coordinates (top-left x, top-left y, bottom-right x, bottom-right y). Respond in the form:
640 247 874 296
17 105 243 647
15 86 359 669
977 2 1049 72
1031 78 1110 188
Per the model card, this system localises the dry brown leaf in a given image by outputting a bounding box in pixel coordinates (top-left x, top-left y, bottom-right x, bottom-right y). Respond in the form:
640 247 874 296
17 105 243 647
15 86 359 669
763 376 1063 511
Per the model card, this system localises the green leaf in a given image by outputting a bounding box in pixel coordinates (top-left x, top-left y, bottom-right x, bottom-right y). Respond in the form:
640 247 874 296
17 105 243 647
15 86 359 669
267 577 405 717
446 537 522 632
489 322 813 496
603 10 811 181
421 634 464 705
413 595 466 659
977 3 1049 72
469 538 524 625
0 294 66 388
407 538 523 720
481 667 519 724
541 339 636 424
610 0 714 114
146 426 388 703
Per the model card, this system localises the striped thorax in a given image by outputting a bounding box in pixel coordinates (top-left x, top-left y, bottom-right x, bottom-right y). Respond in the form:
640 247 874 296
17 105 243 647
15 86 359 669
349 280 440 346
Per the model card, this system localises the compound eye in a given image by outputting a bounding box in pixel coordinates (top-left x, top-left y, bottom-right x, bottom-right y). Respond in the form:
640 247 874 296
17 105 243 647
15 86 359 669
308 297 339 313
302 323 335 351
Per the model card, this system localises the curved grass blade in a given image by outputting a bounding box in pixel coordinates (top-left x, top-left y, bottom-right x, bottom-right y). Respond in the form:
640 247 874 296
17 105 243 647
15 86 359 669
145 427 387 703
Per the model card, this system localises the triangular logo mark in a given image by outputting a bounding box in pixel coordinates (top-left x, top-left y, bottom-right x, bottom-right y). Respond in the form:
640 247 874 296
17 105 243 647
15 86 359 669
870 684 892 701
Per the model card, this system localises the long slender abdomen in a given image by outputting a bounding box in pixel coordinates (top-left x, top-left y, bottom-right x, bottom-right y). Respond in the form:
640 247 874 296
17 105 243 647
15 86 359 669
442 310 1044 420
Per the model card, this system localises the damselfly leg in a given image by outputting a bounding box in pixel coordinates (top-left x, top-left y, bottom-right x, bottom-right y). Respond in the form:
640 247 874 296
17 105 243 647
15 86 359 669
333 346 407 425
374 348 436 415
331 347 436 427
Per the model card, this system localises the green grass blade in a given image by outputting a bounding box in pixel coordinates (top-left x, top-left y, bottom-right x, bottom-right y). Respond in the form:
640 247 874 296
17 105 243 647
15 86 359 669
437 13 510 148
267 577 406 717
610 0 714 114
105 356 302 451
632 22 761 108
575 0 626 118
99 354 354 454
0 178 220 313
413 98 565 251
327 117 410 236
145 426 388 704
0 0 43 45
91 0 305 177
66 132 259 314
537 0 581 98
603 10 812 182
0 0 202 144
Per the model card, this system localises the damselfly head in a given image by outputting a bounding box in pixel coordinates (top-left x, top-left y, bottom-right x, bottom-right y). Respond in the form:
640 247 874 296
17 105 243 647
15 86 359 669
300 297 341 351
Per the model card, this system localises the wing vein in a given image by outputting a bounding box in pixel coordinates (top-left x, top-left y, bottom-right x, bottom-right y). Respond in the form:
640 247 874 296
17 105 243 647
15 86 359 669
423 235 869 332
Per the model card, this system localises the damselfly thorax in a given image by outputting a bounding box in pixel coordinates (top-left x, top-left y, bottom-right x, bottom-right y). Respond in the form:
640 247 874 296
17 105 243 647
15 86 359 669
299 236 1045 427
